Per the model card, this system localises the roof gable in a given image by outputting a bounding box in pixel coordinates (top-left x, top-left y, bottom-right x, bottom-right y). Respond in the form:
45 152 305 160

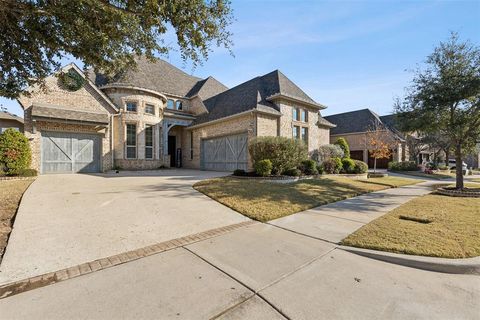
194 70 321 124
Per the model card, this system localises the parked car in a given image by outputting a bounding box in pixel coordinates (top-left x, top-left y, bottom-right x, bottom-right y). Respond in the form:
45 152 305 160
446 159 468 170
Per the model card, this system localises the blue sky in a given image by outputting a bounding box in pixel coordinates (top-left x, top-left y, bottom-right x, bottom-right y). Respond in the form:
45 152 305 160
1 0 479 117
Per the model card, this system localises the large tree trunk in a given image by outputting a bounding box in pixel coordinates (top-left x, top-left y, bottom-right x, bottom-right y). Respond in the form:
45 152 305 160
455 144 464 190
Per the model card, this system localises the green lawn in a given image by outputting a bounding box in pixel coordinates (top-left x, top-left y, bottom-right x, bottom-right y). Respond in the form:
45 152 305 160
393 171 454 180
194 176 420 222
342 194 480 258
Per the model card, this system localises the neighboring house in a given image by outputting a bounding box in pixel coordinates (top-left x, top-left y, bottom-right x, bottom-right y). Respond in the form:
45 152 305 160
324 109 409 169
0 111 24 133
465 144 480 169
18 57 334 174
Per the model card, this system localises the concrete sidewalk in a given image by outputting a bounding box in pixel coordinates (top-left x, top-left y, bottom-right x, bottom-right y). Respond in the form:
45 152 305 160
0 223 478 319
269 181 434 243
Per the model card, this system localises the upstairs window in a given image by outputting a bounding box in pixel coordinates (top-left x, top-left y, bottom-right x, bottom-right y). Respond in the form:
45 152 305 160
126 102 137 112
145 104 155 115
301 110 308 122
126 124 137 159
176 100 183 110
293 108 300 121
167 99 175 109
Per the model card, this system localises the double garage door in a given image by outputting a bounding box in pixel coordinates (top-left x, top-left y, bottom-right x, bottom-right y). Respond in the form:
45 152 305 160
41 131 101 174
201 133 248 171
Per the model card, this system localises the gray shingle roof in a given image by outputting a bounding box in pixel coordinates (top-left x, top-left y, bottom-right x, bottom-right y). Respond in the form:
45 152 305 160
0 111 23 123
193 70 321 125
31 104 109 124
324 109 384 135
87 57 227 98
186 76 228 100
324 109 405 140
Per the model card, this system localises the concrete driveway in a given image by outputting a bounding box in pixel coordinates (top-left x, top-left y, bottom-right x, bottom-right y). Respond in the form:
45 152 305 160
0 169 248 284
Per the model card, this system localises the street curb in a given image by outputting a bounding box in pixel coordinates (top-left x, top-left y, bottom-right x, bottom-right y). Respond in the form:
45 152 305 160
0 220 257 300
338 246 480 275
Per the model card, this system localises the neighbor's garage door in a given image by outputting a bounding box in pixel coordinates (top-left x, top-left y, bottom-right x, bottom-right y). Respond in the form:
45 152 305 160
41 131 101 174
201 133 248 171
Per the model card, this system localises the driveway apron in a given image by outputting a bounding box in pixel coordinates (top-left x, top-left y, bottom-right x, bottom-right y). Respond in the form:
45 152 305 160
0 170 248 284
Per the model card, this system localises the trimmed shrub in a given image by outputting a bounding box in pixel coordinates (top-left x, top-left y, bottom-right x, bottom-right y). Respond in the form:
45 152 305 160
312 144 344 164
388 161 418 171
0 129 31 176
323 157 343 174
299 159 318 175
316 163 324 174
334 138 350 159
254 159 273 177
341 158 356 173
233 169 246 176
353 160 368 174
283 168 301 176
249 137 307 175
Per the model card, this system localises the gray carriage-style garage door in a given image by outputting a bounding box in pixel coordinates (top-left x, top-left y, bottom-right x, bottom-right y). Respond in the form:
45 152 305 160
41 131 101 174
201 133 248 171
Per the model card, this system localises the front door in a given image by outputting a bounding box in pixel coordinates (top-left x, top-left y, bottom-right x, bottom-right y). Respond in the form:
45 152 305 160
168 135 176 167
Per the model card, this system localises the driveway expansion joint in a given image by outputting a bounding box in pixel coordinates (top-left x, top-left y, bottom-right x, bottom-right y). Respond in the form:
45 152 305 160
0 220 257 300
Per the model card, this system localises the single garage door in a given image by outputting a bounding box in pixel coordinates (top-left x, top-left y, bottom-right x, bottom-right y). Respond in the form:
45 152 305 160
201 133 248 171
41 131 101 174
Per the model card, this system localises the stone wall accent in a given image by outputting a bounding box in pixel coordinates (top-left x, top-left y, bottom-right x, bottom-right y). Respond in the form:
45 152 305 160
183 114 256 169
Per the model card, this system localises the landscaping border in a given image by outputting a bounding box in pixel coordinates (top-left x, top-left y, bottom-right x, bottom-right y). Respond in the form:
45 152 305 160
0 176 36 181
435 187 480 198
0 220 257 300
339 245 480 275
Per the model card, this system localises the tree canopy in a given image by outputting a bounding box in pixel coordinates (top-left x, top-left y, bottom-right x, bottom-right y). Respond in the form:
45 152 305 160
0 0 233 98
395 33 480 189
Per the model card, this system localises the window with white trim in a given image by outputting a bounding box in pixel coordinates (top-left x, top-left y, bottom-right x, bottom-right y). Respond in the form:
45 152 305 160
126 124 137 159
145 125 154 159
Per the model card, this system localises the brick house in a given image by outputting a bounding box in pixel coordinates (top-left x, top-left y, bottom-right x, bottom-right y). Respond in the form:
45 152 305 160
18 58 335 174
324 109 410 169
0 111 24 133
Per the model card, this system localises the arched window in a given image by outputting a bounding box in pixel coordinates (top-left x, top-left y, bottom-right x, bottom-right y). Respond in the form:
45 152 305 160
167 99 175 109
